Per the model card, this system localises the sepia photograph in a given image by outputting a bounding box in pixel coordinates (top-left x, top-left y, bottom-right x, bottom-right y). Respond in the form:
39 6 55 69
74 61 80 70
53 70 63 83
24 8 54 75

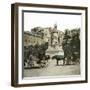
23 10 81 77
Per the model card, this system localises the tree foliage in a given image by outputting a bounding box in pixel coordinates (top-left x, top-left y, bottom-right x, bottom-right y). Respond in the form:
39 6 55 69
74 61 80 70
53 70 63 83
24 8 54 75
62 28 80 63
24 42 49 61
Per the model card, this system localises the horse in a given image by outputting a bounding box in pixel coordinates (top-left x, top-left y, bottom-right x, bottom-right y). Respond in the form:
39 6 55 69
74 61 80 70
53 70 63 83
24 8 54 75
52 55 65 66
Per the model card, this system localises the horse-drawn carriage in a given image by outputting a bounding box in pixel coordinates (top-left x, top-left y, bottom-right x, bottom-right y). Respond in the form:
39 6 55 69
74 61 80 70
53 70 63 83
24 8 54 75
52 31 80 66
24 54 50 68
52 50 80 66
24 42 50 68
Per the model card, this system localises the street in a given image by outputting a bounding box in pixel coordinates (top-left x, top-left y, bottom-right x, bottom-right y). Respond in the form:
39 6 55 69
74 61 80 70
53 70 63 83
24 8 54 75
24 59 80 77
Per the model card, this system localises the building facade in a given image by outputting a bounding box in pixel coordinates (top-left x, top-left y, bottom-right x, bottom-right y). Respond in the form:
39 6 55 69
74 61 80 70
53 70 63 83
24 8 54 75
24 24 64 49
24 31 44 47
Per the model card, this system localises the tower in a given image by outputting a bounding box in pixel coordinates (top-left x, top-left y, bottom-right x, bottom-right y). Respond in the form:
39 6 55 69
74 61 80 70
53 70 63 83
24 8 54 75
51 23 58 48
54 23 57 30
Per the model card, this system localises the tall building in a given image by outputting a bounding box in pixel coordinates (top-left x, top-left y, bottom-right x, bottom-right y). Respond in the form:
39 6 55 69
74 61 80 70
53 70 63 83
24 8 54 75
51 24 59 48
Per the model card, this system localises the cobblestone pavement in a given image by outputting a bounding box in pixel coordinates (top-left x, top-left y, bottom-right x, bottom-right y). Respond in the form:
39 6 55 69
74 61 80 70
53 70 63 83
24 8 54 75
24 59 80 77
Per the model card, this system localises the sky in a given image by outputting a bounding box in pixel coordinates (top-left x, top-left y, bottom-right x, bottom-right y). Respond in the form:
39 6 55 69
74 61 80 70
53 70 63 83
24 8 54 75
24 12 81 32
